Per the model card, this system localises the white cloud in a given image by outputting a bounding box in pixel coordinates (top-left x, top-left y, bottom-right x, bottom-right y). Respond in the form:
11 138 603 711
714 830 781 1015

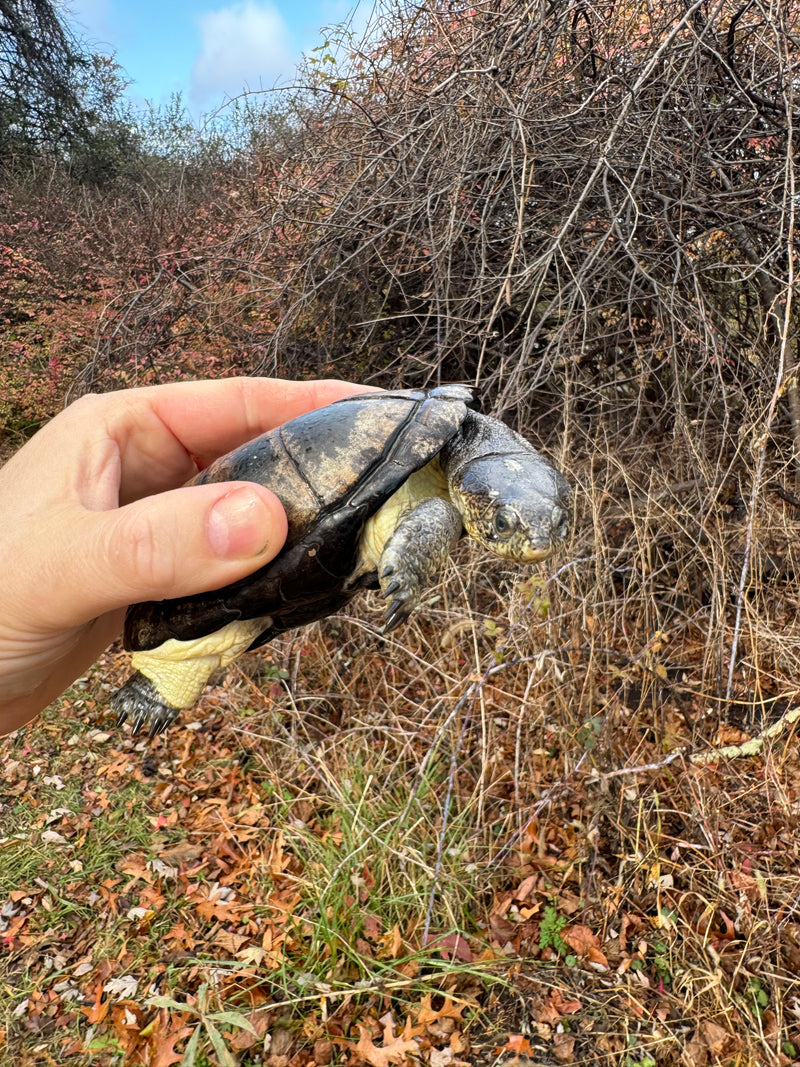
190 1 295 110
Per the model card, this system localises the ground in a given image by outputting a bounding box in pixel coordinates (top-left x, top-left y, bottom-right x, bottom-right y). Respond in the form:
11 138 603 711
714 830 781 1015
3 552 800 1067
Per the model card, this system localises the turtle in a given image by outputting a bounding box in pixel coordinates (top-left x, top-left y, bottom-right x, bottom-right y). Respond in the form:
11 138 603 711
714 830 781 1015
112 384 571 735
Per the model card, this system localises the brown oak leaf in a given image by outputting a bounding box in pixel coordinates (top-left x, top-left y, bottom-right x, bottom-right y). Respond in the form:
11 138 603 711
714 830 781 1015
151 1023 194 1066
562 924 609 967
355 1018 418 1067
494 1035 532 1056
554 1032 576 1062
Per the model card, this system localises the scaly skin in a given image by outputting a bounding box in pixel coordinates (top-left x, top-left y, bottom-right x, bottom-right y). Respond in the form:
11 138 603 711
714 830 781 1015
372 411 572 630
440 410 571 560
378 496 463 631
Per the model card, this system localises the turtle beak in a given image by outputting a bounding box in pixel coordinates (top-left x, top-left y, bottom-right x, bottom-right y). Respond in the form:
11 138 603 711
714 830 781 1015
517 501 571 562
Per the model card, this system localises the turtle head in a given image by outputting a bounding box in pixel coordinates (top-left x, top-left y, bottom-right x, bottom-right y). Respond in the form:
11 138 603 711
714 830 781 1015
450 452 571 562
442 413 572 563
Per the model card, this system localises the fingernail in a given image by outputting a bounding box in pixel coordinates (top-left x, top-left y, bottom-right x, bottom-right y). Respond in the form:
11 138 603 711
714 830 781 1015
206 487 272 559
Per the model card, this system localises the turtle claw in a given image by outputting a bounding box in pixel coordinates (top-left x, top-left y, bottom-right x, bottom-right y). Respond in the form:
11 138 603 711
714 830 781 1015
112 671 179 738
381 578 402 599
382 602 410 632
379 559 419 631
381 587 418 632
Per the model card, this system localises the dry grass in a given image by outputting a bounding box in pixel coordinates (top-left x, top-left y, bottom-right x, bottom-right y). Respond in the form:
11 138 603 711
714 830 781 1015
228 415 800 1066
213 438 800 1065
4 427 800 1064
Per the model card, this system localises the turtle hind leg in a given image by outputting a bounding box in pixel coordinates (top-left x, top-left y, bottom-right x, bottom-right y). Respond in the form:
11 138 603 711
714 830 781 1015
378 497 462 632
112 617 272 736
112 671 180 736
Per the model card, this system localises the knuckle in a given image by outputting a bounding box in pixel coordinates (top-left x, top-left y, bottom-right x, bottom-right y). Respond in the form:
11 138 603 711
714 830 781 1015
68 392 109 419
113 508 176 593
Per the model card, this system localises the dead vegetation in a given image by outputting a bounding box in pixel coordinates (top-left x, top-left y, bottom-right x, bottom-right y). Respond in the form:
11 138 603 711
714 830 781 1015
6 543 800 1065
3 0 800 1064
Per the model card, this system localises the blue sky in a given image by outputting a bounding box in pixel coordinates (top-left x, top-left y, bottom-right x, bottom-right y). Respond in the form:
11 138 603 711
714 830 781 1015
65 0 362 119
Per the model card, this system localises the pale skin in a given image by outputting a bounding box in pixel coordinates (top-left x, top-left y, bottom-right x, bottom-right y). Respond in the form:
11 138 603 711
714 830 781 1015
0 376 367 735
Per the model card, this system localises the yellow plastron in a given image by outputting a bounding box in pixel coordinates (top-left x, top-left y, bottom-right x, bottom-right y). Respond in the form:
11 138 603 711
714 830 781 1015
357 459 450 572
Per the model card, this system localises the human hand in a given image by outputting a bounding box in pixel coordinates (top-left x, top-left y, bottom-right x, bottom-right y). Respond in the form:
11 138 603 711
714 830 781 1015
0 376 367 733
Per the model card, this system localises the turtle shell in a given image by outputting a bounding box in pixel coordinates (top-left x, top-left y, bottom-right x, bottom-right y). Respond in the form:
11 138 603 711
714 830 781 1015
123 385 475 653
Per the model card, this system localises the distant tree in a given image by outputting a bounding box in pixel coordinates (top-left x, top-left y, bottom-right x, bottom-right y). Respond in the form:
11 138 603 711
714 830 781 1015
0 0 153 185
0 0 90 160
67 52 146 185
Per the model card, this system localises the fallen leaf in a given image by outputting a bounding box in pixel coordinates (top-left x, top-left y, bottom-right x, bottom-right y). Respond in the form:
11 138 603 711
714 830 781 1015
159 842 204 867
355 1018 418 1067
536 989 582 1024
103 974 139 999
430 1049 466 1067
488 914 518 945
378 924 404 959
512 875 538 902
81 982 109 1025
195 898 242 923
215 929 249 954
151 1021 195 1066
494 1034 532 1056
313 1037 334 1064
430 932 473 961
417 995 466 1027
162 922 195 950
681 1035 708 1067
229 1011 268 1051
562 924 609 967
41 830 68 845
554 1032 575 1062
699 1020 733 1055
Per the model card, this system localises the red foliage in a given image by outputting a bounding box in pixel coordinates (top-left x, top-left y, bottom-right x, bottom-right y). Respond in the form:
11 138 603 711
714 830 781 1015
0 170 260 437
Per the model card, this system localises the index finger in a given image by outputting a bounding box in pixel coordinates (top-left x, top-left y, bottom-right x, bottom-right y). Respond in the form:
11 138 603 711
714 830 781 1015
76 377 376 503
139 377 373 460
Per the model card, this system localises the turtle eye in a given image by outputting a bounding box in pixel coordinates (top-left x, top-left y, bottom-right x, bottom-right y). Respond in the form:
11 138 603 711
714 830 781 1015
493 506 518 540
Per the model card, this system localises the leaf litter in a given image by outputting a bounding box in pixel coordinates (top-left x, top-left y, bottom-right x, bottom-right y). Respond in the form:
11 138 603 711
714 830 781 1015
2 601 800 1067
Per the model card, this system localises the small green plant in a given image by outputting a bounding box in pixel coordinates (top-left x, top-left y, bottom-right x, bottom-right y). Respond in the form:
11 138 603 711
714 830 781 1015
518 575 550 619
577 715 603 752
255 661 289 683
747 976 769 1018
624 1054 657 1067
148 983 257 1066
652 939 672 983
539 903 575 964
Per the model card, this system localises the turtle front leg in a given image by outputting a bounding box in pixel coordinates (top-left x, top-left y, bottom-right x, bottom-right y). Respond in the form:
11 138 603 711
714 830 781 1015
379 497 462 631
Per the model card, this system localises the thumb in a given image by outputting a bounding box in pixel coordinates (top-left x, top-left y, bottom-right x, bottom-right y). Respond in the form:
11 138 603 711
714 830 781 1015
69 482 288 622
